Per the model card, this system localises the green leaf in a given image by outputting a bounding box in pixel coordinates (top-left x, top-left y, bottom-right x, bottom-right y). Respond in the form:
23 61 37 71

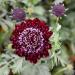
10 58 24 74
0 21 8 32
33 6 45 15
0 66 9 75
28 0 40 5
21 0 29 5
22 64 35 75
54 0 64 4
37 64 51 75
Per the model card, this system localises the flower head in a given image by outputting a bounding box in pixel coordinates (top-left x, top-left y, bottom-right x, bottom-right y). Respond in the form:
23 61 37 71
10 18 53 63
52 4 65 17
12 8 26 21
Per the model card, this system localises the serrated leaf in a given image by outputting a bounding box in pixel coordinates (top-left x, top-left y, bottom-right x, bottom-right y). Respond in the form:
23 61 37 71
10 58 24 74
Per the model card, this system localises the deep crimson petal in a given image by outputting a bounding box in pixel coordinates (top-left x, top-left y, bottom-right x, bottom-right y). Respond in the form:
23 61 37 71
46 31 53 38
10 18 53 64
43 50 49 57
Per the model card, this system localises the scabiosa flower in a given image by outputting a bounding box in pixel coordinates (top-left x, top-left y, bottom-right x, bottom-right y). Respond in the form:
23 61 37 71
52 3 65 17
12 8 26 21
10 18 53 63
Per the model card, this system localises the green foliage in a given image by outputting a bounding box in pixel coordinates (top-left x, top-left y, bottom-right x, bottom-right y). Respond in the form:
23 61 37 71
0 66 9 75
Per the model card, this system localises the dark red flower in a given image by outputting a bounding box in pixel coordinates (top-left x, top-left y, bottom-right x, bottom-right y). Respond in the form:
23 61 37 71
10 18 53 63
52 4 65 17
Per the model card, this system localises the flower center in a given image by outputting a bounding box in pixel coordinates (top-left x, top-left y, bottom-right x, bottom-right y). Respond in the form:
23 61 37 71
18 28 44 53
